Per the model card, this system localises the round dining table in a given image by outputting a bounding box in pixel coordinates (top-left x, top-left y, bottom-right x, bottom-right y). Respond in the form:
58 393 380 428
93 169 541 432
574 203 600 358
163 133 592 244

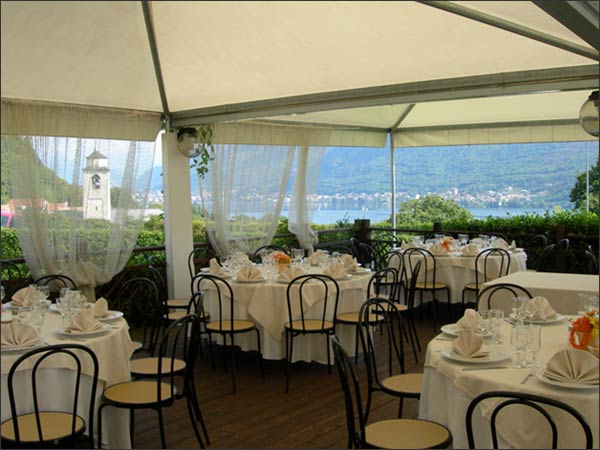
419 318 599 448
199 264 373 364
1 308 135 449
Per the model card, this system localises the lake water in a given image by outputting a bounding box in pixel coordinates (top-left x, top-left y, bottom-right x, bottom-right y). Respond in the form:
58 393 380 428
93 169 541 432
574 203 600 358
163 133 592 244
278 207 550 225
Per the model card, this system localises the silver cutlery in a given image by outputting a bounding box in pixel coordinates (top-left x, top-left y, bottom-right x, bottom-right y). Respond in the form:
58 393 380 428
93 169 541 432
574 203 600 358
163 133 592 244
520 372 534 384
462 365 508 371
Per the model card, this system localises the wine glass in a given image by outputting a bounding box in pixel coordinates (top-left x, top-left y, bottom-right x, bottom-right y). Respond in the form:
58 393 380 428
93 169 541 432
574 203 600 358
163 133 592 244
30 304 45 331
511 296 527 325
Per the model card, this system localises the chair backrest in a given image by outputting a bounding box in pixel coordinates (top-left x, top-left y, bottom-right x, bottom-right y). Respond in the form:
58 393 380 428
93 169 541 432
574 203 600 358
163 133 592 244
359 296 406 387
148 264 170 301
404 247 438 287
251 245 289 263
6 343 99 447
466 390 593 449
527 234 548 270
474 248 511 289
406 260 422 311
34 274 77 301
119 277 162 354
191 274 235 331
286 274 340 333
554 238 570 272
187 246 217 279
367 267 399 302
356 242 377 271
537 243 556 272
477 282 533 313
1 260 23 280
330 335 366 449
155 313 200 400
585 246 599 275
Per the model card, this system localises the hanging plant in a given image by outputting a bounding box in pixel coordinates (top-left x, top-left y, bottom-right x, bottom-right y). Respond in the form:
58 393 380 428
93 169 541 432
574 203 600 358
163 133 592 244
177 124 214 179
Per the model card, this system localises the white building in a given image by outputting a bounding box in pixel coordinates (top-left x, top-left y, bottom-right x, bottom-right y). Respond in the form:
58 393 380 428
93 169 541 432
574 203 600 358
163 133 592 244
82 150 111 220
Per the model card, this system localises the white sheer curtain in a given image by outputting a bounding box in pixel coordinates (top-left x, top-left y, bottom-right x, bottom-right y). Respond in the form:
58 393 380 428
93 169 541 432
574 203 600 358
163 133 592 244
4 134 155 300
198 123 295 255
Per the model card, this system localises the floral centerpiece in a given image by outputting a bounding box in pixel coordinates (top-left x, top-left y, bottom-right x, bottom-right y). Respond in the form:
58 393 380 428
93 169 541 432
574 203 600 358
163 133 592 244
440 237 453 252
569 310 599 352
271 251 291 271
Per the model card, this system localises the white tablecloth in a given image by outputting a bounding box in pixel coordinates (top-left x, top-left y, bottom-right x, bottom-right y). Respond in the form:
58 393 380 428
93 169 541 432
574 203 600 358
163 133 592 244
201 266 372 364
479 271 600 315
398 250 528 303
1 310 135 449
419 319 599 448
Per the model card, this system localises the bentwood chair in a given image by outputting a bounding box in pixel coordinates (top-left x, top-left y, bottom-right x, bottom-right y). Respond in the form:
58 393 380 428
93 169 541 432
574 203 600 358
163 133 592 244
331 335 452 449
192 273 264 394
251 245 289 263
358 297 422 421
98 314 207 449
461 248 511 307
404 247 450 328
466 391 593 449
148 264 191 318
285 274 340 392
477 282 533 314
1 344 99 448
34 274 77 302
585 245 599 275
187 246 217 278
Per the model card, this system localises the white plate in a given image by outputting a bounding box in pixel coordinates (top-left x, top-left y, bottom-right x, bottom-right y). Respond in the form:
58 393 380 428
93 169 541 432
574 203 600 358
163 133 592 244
442 349 510 364
536 369 598 390
1 339 46 352
348 268 371 275
508 313 565 325
440 323 491 337
4 300 51 310
232 277 265 284
1 314 14 323
97 311 124 322
56 323 112 337
328 274 352 281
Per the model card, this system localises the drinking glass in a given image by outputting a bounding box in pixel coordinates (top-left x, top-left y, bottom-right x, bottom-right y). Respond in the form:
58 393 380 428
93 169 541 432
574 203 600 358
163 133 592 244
412 236 424 247
488 309 504 344
30 304 45 331
510 325 530 368
511 296 527 324
291 248 304 264
577 293 599 315
477 311 492 343
17 306 33 325
458 234 469 246
525 325 542 368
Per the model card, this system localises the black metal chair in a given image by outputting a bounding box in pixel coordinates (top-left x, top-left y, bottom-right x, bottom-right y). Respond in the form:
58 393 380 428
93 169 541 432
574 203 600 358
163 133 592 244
33 274 77 302
356 242 378 271
251 245 289 263
187 246 217 279
1 344 99 448
527 234 548 270
585 245 599 275
192 273 264 394
285 274 340 392
461 248 511 307
358 297 422 421
477 282 533 314
330 335 452 449
466 391 593 449
537 239 570 273
404 247 450 329
98 314 207 449
148 264 202 320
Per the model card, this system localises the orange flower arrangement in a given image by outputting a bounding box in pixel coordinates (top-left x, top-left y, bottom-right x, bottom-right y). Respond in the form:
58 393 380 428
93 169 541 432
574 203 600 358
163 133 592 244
440 237 453 251
271 251 291 266
569 310 599 350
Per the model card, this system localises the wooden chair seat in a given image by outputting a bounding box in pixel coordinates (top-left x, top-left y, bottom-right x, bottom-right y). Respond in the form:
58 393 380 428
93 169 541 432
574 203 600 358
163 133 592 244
415 281 447 290
130 357 186 377
365 418 451 449
381 373 423 395
463 282 478 290
206 320 255 332
392 303 408 312
165 310 187 321
336 312 382 324
103 380 175 406
1 412 85 443
166 298 189 308
285 319 334 332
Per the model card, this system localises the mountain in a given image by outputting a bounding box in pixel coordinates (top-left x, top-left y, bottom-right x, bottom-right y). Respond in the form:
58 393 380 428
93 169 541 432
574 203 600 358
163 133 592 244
142 141 590 209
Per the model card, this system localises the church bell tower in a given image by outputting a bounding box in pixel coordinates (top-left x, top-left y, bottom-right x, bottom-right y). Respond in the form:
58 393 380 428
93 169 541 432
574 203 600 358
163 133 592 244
82 150 111 220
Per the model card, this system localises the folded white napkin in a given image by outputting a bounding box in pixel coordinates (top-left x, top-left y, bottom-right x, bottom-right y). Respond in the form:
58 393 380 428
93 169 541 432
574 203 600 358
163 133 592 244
92 297 110 318
544 349 599 385
277 266 305 282
401 241 417 250
308 250 325 266
11 286 42 307
429 243 448 255
67 309 103 333
452 329 489 358
457 308 485 331
233 251 250 262
1 322 42 347
494 238 510 249
341 254 359 271
236 265 263 280
461 244 480 256
323 263 348 279
523 296 557 321
209 258 226 276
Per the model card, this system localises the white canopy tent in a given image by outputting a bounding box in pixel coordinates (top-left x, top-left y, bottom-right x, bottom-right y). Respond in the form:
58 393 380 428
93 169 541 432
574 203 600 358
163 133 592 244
1 0 598 297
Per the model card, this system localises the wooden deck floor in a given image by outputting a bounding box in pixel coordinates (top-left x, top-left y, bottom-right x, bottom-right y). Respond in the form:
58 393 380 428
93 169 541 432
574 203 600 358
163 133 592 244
131 313 443 449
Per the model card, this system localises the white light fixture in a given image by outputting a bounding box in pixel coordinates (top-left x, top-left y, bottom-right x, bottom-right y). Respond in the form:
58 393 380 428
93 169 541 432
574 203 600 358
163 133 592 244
176 127 202 158
579 90 599 137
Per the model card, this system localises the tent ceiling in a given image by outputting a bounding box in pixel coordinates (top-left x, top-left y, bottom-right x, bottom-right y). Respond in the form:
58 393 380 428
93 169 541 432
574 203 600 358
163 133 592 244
1 1 598 139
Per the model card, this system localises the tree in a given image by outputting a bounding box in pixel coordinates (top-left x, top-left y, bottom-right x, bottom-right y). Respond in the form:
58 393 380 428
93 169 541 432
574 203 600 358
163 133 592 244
570 155 599 213
395 195 472 226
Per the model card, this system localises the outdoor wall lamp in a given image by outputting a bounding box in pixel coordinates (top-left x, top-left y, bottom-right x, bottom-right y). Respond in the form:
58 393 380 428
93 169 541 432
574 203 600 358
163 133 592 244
579 90 599 137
